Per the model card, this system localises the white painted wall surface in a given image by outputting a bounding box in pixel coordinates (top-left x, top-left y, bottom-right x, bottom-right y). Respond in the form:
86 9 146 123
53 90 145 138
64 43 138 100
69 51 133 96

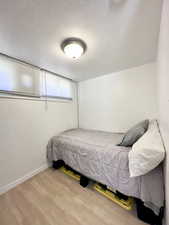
78 63 157 132
0 83 78 193
157 0 169 224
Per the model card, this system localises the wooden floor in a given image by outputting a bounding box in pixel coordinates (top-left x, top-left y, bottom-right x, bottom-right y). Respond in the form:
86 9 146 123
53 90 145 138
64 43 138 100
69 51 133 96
0 168 146 225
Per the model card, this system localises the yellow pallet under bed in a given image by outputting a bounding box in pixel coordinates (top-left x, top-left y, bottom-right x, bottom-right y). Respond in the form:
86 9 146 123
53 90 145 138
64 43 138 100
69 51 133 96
93 183 134 211
59 166 80 181
59 165 134 211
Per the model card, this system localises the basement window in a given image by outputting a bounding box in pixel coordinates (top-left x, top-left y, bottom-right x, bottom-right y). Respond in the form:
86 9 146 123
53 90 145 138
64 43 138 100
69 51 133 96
41 71 73 100
0 56 40 97
0 55 73 100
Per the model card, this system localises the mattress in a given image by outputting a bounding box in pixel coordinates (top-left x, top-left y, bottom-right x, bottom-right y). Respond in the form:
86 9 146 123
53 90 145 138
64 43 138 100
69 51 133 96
47 128 164 215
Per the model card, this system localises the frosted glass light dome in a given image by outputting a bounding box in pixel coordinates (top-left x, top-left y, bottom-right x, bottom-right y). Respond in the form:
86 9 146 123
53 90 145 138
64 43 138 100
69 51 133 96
61 38 86 59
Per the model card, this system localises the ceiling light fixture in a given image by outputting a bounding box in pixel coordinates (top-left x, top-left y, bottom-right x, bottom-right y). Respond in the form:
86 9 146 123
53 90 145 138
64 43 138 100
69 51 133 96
61 38 87 59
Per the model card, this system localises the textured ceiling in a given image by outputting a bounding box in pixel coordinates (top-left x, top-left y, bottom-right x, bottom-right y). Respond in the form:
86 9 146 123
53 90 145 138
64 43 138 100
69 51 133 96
0 0 162 81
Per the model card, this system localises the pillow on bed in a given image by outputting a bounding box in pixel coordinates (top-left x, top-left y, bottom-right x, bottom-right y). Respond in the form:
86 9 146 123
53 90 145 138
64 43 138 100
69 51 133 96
129 120 165 177
118 120 149 147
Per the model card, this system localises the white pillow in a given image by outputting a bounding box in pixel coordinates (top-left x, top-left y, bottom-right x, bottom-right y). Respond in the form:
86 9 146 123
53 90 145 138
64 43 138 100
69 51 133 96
129 120 165 177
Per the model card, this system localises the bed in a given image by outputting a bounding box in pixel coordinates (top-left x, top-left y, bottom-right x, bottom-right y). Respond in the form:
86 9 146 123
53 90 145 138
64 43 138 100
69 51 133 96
47 128 164 216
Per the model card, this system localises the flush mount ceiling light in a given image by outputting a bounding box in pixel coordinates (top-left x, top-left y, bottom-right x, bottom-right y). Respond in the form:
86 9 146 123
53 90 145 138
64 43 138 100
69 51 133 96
61 38 87 59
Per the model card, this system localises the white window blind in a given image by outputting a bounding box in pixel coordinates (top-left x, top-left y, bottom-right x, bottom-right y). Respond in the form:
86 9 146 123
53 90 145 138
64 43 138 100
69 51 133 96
0 56 40 97
0 55 73 100
41 71 73 100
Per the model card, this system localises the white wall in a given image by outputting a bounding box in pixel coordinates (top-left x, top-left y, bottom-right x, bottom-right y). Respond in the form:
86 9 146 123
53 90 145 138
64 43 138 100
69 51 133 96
78 63 157 132
157 0 169 224
0 83 78 193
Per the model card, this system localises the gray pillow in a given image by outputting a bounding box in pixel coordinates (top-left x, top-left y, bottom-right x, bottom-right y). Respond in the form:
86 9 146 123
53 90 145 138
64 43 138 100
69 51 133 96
118 120 149 147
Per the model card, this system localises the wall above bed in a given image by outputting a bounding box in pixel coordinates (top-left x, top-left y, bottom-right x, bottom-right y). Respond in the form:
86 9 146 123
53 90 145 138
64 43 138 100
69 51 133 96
78 63 157 132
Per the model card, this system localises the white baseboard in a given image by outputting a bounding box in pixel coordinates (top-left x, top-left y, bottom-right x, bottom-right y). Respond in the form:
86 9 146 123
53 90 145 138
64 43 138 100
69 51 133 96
0 163 50 195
